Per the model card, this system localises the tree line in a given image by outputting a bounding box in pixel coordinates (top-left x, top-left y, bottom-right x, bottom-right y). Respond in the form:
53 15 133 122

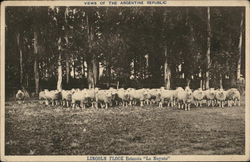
5 7 245 97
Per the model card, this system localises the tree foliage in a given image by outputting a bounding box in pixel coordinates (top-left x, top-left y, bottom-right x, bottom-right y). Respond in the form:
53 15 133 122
5 7 245 96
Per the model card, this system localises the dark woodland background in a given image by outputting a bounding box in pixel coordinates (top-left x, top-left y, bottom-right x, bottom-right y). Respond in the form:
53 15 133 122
5 7 245 98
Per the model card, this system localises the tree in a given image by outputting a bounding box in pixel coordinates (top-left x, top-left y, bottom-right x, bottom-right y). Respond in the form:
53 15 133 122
237 10 244 80
162 10 171 89
205 7 211 89
33 25 40 94
85 9 99 88
5 6 245 96
16 32 24 87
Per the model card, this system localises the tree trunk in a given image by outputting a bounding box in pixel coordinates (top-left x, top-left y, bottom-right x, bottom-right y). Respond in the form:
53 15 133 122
65 54 70 84
230 73 237 87
16 32 23 87
33 31 39 94
34 60 39 93
237 11 243 80
96 60 99 82
107 64 111 88
86 12 96 89
25 74 29 89
205 7 211 89
92 56 99 87
81 56 85 78
72 60 75 79
202 72 206 90
57 52 62 91
87 58 94 89
163 47 171 90
219 74 223 89
117 81 119 89
186 78 191 87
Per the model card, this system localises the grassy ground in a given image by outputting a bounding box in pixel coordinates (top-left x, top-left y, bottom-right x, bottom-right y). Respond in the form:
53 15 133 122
5 98 245 155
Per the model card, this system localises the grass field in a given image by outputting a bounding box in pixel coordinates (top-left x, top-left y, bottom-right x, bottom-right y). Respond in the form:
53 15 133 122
5 98 245 155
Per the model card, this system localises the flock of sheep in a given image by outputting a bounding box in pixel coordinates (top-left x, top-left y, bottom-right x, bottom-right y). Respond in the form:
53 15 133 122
15 86 241 111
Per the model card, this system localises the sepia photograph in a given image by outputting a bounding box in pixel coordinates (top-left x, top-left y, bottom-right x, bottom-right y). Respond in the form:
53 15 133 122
1 0 249 161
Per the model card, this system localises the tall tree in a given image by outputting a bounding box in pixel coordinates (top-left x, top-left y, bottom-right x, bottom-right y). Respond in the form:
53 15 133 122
57 38 63 91
16 32 23 87
33 27 40 94
85 9 96 88
33 9 41 94
163 10 171 89
163 46 171 89
205 7 211 89
237 10 244 80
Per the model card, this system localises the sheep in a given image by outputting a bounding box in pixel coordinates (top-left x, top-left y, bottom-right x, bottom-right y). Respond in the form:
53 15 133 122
116 88 130 107
61 90 74 107
44 89 61 106
176 88 193 111
215 88 227 108
205 88 216 107
38 90 46 104
95 90 113 109
159 89 174 108
226 88 241 107
16 90 25 104
193 88 205 107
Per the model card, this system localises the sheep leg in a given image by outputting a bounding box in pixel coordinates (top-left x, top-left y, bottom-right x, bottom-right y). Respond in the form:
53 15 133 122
184 104 187 111
211 100 214 107
170 101 173 107
219 101 222 108
159 102 162 108
140 101 144 107
238 100 241 106
79 101 83 109
45 100 49 106
129 101 132 106
207 100 210 107
93 102 97 109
